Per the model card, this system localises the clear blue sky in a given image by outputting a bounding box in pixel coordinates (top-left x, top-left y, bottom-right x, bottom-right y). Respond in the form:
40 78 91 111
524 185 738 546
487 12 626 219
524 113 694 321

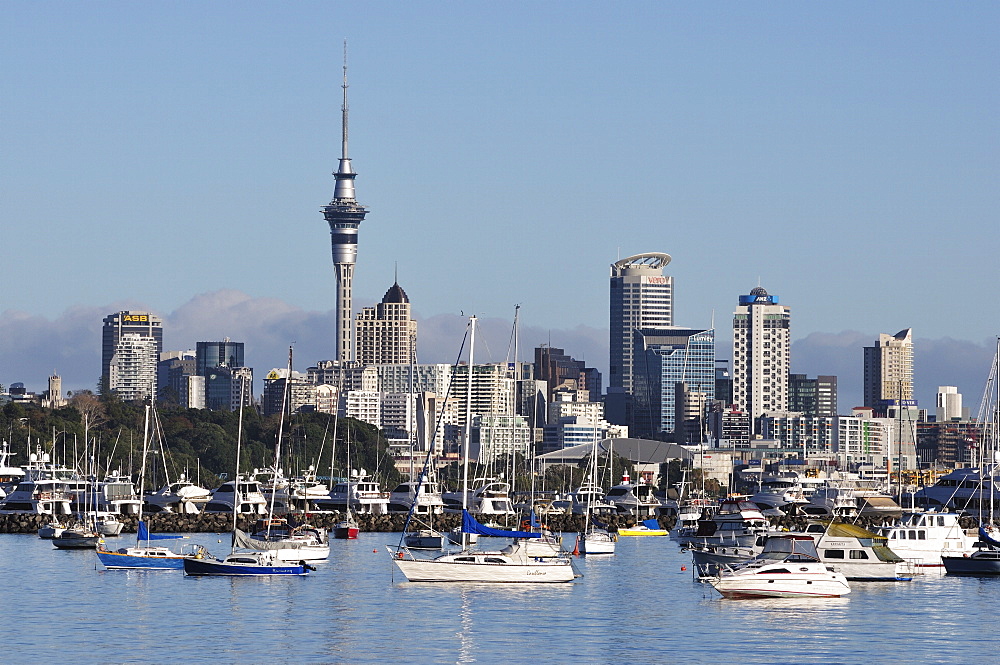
2 3 998 406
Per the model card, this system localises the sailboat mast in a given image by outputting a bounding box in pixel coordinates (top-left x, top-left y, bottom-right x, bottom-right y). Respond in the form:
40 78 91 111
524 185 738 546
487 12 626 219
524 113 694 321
232 374 247 554
461 316 476 547
137 404 150 545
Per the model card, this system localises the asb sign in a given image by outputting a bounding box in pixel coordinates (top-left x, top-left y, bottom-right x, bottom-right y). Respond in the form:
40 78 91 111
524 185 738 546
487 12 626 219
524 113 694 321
122 314 149 322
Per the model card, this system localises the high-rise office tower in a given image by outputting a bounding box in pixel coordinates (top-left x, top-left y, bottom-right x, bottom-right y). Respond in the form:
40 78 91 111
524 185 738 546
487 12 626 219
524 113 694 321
862 328 914 409
102 311 163 397
355 281 417 366
936 386 964 421
732 286 790 428
631 328 715 439
321 46 369 362
607 252 673 425
196 340 251 411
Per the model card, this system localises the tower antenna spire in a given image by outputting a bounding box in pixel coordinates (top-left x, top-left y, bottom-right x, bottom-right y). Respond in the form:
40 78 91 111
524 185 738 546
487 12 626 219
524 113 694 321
341 39 349 160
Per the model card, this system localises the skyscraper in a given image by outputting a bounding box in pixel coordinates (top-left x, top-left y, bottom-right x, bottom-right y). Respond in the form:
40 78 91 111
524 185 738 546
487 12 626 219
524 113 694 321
862 328 914 410
196 340 251 411
632 328 715 439
355 281 417 366
321 46 369 362
732 286 790 428
102 311 163 397
607 252 673 425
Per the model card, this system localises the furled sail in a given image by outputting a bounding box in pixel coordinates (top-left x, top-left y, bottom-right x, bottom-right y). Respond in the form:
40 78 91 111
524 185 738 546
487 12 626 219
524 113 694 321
232 529 307 551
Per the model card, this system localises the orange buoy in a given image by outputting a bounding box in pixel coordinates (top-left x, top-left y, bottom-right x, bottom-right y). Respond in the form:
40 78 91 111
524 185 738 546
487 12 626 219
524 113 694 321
681 566 687 571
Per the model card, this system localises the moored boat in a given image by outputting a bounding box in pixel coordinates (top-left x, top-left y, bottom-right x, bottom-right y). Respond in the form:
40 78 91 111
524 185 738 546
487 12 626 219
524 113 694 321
710 535 852 599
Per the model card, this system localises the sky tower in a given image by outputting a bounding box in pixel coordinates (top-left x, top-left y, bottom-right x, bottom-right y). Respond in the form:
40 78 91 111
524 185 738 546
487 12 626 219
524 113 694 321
322 43 369 362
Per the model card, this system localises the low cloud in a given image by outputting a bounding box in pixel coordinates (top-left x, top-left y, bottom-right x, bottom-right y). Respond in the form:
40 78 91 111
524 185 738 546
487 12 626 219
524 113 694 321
1 294 993 417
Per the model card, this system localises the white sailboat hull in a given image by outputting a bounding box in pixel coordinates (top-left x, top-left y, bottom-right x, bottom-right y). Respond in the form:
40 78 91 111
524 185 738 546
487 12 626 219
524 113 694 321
393 555 576 583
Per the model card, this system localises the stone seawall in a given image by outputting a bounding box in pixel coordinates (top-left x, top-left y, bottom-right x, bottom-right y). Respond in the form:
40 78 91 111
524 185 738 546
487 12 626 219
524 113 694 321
0 512 928 535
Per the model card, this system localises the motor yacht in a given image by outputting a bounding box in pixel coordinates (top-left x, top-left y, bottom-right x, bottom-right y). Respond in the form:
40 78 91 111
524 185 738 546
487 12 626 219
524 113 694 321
604 474 664 517
203 475 268 514
878 511 980 566
387 478 445 515
710 535 851 599
315 472 390 515
144 474 211 514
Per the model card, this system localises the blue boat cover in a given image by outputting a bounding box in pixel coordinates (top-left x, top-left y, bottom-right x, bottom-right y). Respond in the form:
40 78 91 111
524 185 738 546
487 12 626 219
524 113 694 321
642 518 661 530
138 521 183 541
462 510 540 539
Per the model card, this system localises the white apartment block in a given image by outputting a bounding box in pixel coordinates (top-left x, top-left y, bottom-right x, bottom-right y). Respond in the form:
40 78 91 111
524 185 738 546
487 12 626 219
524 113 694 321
759 412 836 455
471 414 533 462
109 333 159 401
344 390 380 428
732 287 790 427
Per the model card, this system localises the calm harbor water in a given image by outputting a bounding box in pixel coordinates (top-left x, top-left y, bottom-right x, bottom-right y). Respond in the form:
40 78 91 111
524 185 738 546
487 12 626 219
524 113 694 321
5 530 993 664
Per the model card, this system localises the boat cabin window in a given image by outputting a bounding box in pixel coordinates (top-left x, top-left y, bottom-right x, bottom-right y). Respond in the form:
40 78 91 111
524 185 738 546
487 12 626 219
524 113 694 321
484 557 506 564
849 550 869 560
824 549 845 559
230 558 257 564
453 557 476 563
761 568 790 574
908 530 917 539
917 531 926 540
938 516 947 526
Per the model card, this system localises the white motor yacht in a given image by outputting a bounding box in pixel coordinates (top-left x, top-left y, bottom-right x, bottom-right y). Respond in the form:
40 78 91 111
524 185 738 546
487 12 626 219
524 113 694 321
878 511 979 566
710 535 852 599
144 475 211 514
0 448 75 516
317 473 390 515
570 481 617 516
203 475 268 514
387 479 445 515
605 474 664 517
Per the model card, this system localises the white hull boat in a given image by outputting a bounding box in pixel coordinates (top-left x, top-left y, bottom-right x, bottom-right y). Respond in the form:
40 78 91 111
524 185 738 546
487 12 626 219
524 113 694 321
711 535 851 599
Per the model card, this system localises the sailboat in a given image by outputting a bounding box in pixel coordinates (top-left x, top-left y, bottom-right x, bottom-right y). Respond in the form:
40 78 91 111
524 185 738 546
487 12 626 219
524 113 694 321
390 315 578 583
577 438 616 555
943 337 1000 576
333 428 359 540
183 374 311 577
97 404 199 569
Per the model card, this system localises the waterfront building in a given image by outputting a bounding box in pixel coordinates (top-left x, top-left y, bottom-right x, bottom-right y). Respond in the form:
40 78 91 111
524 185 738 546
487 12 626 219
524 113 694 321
355 282 417 366
862 328 914 410
788 374 838 418
608 252 673 425
631 328 715 439
102 311 162 397
732 287 790 430
321 52 369 363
